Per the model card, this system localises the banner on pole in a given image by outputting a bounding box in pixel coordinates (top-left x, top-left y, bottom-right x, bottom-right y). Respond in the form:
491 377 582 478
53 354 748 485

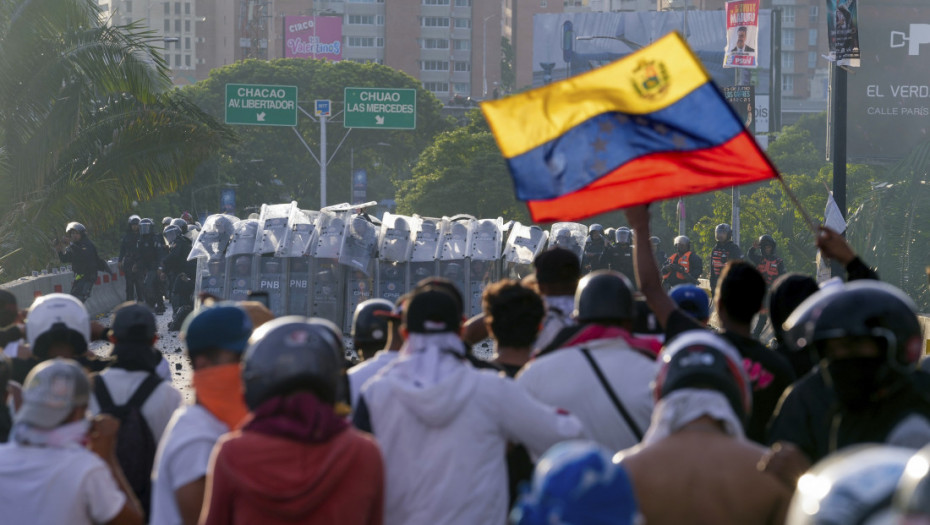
826 0 860 67
724 0 760 69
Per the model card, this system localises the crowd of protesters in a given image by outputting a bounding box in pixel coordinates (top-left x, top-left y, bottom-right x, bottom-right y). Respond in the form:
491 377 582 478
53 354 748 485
1 204 930 524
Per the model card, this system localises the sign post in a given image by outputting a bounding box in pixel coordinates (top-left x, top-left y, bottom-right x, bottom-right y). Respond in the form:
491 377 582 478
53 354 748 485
225 84 298 126
344 88 417 129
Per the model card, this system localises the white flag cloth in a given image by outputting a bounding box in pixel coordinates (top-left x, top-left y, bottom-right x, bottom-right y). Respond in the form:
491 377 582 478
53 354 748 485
824 192 847 234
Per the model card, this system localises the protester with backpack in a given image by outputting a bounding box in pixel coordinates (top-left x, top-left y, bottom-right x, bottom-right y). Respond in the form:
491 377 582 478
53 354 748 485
90 302 182 517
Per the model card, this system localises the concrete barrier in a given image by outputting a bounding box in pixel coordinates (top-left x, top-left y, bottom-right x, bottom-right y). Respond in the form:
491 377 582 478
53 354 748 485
1 261 126 317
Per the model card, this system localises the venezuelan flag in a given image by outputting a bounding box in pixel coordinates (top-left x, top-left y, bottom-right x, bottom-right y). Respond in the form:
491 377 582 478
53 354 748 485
481 32 778 223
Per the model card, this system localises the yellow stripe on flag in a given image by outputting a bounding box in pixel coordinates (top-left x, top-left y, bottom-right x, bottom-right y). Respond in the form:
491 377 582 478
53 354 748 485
481 32 711 159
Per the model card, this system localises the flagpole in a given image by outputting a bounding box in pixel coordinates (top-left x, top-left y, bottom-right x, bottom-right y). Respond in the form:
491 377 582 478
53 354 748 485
776 176 819 236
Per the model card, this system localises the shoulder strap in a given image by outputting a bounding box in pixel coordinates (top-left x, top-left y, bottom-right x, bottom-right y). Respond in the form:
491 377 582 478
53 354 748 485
579 348 644 441
93 374 116 412
127 374 162 409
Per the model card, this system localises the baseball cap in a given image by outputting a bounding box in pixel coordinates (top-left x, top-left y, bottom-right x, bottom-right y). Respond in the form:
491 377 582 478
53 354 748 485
404 289 462 334
374 293 410 322
110 302 157 343
16 359 90 429
534 247 581 285
669 285 710 321
182 303 253 355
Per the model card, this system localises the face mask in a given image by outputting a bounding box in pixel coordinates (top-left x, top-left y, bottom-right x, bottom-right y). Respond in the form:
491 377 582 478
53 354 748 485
193 363 249 430
826 356 887 410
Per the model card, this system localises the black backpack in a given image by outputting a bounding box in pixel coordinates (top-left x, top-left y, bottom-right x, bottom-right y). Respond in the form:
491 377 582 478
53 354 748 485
94 374 162 518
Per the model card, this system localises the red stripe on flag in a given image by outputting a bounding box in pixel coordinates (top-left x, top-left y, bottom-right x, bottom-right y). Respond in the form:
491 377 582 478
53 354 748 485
526 132 775 223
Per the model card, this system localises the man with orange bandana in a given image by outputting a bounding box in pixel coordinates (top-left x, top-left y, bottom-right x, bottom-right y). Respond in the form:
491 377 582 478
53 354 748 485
747 235 786 288
150 304 253 525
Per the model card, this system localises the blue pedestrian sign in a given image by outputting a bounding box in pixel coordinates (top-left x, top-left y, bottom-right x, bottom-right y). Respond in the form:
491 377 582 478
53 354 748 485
315 99 331 117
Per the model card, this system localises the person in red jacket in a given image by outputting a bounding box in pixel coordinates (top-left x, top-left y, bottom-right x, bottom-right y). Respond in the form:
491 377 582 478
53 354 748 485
201 317 383 525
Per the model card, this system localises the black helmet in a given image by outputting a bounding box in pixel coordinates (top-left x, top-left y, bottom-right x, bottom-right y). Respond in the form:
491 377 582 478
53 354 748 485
241 316 344 409
767 273 819 348
615 227 632 245
128 215 141 226
605 227 616 240
714 223 732 242
653 330 751 423
673 235 690 251
65 222 86 234
589 224 604 235
785 280 922 367
573 270 634 322
162 217 173 226
170 218 188 234
650 236 661 247
758 234 776 251
139 218 154 236
351 299 394 347
163 225 181 245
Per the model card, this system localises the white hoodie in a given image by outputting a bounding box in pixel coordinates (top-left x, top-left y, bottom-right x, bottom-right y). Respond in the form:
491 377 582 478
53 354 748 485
360 333 585 525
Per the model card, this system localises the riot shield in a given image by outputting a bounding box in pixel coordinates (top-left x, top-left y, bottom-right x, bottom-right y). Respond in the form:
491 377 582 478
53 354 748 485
466 219 503 317
225 219 259 302
188 214 239 261
310 211 347 328
548 222 587 262
375 213 416 303
255 255 286 316
340 215 379 333
194 257 226 307
255 202 296 255
278 209 319 258
437 217 473 308
503 223 549 280
409 216 441 283
285 256 311 316
278 209 318 316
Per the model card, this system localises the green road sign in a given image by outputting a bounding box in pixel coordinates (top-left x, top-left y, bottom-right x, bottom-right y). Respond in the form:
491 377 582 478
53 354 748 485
344 87 416 129
225 84 298 126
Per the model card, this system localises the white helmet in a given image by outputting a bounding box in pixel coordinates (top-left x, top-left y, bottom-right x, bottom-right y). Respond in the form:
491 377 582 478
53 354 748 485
26 294 91 350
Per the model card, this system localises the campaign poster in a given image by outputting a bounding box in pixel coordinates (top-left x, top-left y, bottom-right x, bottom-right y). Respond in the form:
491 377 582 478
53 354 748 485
723 85 756 130
284 16 342 61
826 0 860 67
220 189 236 214
352 169 368 205
724 0 760 69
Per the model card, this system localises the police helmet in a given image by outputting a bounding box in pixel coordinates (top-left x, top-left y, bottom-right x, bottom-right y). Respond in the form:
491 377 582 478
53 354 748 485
511 440 638 525
163 225 181 245
65 222 86 235
786 445 913 525
715 223 732 242
170 218 188 234
26 293 91 359
128 215 141 227
669 284 710 321
759 234 776 251
616 227 632 245
351 299 394 347
241 316 344 409
673 235 690 251
162 217 173 226
650 236 661 247
139 218 154 236
589 224 604 235
574 270 634 322
653 330 751 423
605 228 616 241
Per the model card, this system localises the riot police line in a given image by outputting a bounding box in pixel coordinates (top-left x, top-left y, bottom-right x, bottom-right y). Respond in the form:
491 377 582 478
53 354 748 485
188 201 601 336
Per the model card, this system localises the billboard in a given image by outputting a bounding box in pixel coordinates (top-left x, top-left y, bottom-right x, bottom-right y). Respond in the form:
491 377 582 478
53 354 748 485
284 16 342 61
724 0 760 68
848 2 930 161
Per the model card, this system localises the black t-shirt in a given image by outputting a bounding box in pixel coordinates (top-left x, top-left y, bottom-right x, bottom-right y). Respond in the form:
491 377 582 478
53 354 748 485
720 331 796 444
663 308 704 343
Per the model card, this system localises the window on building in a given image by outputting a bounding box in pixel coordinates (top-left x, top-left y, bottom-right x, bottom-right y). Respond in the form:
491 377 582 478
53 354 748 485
125 0 132 12
783 28 795 47
809 5 819 24
185 37 191 49
423 82 450 93
164 2 170 15
454 18 471 29
454 0 471 5
349 14 376 24
174 54 181 67
185 19 190 31
541 0 547 6
421 60 450 71
808 51 817 68
174 2 180 15
808 29 817 46
453 61 471 72
376 15 385 25
164 19 170 32
185 54 191 67
420 38 450 49
453 39 470 50
782 75 794 94
782 6 795 25
423 0 450 5
348 37 377 47
174 19 180 32
453 83 470 94
782 52 794 70
165 54 171 67
421 17 450 27
184 2 190 14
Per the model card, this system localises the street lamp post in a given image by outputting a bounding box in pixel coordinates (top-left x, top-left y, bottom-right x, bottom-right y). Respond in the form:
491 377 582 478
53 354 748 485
482 14 496 98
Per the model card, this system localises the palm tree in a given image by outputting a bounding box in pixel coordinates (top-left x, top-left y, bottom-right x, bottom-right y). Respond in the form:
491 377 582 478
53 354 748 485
0 0 234 278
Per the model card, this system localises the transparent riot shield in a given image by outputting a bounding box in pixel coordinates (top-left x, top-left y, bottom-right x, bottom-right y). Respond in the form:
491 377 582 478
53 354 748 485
194 257 227 307
188 214 239 262
225 219 259 302
255 202 296 255
310 211 347 329
340 215 379 334
375 213 417 303
438 217 473 308
254 255 285 315
503 223 549 280
466 218 503 317
548 222 587 263
410 216 441 284
251 203 295 315
279 209 319 316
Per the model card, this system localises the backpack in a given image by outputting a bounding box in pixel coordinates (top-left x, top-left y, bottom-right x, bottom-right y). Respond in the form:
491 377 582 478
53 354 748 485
93 373 162 518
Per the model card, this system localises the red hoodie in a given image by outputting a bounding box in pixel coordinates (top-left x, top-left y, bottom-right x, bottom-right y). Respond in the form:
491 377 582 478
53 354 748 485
201 395 384 525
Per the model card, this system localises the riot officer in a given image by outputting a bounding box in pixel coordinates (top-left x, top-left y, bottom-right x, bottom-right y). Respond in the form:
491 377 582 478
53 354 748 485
604 227 635 284
136 218 166 313
119 215 142 301
582 224 608 273
709 223 742 292
55 222 104 303
661 236 703 290
747 234 786 288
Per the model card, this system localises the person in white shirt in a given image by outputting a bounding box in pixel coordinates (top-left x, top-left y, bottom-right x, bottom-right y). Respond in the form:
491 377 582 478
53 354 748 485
150 304 253 525
0 358 143 525
348 295 406 410
531 248 581 355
